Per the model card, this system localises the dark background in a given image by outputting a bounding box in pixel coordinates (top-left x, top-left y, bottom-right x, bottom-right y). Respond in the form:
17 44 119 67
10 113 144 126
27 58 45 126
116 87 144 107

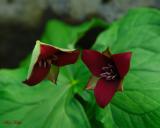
0 0 160 68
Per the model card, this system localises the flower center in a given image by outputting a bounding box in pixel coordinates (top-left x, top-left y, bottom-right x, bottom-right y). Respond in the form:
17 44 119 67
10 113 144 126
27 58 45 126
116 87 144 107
100 63 118 80
38 55 58 68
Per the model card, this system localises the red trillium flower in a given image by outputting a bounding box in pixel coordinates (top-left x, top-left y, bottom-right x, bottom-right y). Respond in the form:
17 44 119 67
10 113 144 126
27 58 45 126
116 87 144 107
23 40 80 86
82 49 132 108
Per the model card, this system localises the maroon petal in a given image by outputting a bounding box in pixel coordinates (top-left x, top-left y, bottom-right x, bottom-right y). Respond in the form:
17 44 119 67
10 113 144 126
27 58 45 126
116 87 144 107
112 52 132 78
82 50 111 77
55 50 80 66
40 43 58 57
23 42 57 86
94 78 120 108
24 41 79 86
40 43 80 66
23 65 50 86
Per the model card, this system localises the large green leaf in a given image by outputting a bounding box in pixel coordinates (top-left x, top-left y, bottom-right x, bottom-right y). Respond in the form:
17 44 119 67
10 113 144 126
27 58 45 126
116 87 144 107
89 8 160 128
0 67 90 128
2 8 160 128
0 18 108 128
41 18 107 48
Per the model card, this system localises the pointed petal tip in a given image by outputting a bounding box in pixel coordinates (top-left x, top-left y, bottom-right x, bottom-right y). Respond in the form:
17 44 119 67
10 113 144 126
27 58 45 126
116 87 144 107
22 80 35 86
113 51 132 78
36 40 41 44
94 78 119 108
35 40 43 47
24 66 50 87
125 51 132 59
99 104 106 108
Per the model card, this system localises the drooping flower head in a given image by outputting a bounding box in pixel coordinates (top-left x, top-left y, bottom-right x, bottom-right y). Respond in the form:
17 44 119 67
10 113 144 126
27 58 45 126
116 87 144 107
82 49 132 108
23 40 80 86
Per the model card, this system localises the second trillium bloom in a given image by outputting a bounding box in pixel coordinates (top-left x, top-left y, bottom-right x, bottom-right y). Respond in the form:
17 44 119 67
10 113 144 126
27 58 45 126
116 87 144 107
82 49 132 108
24 40 80 86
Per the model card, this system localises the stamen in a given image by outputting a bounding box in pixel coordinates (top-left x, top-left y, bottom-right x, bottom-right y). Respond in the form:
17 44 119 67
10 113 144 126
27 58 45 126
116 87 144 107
107 76 112 80
101 72 111 76
37 55 58 68
38 61 42 67
112 74 117 79
100 63 118 80
38 59 49 68
102 64 112 70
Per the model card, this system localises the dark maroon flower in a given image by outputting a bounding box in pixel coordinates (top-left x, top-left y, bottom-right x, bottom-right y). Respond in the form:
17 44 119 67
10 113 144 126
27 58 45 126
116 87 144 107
82 49 132 108
23 40 80 86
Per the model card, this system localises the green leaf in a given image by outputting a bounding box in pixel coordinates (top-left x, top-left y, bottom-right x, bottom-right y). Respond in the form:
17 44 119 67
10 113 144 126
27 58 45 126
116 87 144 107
90 8 160 128
41 18 107 49
0 68 90 128
2 19 108 128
